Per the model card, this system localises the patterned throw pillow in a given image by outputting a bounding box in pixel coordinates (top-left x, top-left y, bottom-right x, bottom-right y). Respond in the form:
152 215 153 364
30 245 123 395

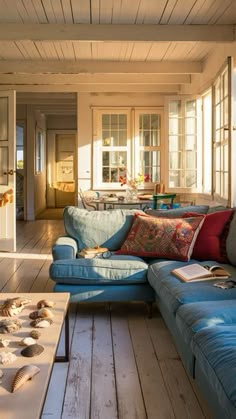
116 213 205 261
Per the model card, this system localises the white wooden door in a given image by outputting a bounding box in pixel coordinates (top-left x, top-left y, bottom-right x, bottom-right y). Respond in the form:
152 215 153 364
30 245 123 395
0 91 16 252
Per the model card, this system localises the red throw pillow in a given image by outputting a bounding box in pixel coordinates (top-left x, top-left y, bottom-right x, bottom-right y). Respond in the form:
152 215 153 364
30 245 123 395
116 213 205 261
191 209 234 262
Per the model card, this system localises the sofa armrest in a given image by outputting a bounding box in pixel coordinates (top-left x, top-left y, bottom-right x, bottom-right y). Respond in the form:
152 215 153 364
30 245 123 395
52 236 78 261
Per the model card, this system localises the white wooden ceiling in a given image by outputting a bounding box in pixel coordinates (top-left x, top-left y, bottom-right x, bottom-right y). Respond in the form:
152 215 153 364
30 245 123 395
0 0 235 113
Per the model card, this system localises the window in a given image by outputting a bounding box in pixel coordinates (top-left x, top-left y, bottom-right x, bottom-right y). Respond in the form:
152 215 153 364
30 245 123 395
213 62 230 203
93 108 163 189
202 90 212 194
16 124 24 169
167 98 201 192
35 128 44 173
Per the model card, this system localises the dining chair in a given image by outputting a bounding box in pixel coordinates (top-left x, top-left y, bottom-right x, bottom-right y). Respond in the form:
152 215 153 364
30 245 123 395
78 189 97 211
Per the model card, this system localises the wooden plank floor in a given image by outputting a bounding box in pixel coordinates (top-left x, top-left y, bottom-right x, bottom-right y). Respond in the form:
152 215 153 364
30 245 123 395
0 220 213 419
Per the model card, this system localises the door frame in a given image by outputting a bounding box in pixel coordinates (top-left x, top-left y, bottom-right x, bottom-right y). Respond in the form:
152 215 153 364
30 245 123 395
46 129 77 208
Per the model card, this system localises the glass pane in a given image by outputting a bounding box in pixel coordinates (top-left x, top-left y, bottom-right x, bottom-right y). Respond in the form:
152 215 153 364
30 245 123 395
185 151 196 169
169 118 180 135
111 114 118 129
0 146 8 184
215 172 220 194
169 136 179 152
215 78 220 103
151 114 160 129
119 114 127 129
16 124 24 169
224 172 228 198
186 171 197 188
169 170 180 187
224 144 228 171
185 118 196 135
142 130 151 146
102 130 110 146
0 97 8 142
215 147 220 170
215 104 221 130
185 100 196 117
102 151 109 166
215 129 221 142
110 131 119 146
223 71 228 97
102 114 110 129
224 97 228 126
169 101 181 117
140 151 160 182
119 130 127 146
185 135 196 150
102 167 109 182
170 152 180 170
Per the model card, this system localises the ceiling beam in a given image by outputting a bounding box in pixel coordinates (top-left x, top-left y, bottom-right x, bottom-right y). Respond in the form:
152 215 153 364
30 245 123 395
0 84 181 93
0 24 234 42
0 60 202 74
0 73 190 84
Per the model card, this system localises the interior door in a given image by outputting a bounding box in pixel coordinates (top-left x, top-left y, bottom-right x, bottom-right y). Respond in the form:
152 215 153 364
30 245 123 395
0 91 16 252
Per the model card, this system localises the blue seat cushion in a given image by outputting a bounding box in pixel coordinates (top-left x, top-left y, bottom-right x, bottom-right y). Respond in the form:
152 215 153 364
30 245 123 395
192 326 236 415
148 260 236 314
176 300 236 345
50 254 148 285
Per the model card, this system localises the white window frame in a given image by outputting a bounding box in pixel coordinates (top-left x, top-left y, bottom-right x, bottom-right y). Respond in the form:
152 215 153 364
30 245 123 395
93 107 163 190
212 58 231 206
202 89 212 195
35 127 44 174
165 96 202 193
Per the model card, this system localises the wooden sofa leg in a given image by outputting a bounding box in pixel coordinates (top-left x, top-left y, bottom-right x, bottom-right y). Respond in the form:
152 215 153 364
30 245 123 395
147 302 153 319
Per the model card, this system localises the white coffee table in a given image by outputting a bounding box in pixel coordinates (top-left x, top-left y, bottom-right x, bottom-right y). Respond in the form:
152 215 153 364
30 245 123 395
0 292 70 419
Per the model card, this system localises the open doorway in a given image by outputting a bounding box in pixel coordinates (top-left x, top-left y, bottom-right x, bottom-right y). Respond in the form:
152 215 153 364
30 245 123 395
16 121 25 220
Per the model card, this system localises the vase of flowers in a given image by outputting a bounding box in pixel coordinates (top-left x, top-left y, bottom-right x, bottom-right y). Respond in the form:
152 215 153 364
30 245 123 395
119 171 150 201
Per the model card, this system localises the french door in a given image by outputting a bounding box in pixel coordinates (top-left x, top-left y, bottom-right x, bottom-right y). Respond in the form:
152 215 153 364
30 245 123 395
0 91 16 252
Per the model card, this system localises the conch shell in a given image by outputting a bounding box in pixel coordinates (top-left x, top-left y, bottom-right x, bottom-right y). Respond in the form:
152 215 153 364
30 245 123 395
11 365 40 392
0 297 31 317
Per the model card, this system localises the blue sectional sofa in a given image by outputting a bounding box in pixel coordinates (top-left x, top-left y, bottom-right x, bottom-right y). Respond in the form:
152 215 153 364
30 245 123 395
50 205 236 419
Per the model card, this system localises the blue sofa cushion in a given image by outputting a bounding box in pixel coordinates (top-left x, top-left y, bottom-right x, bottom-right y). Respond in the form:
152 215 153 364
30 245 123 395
50 254 148 285
192 326 236 414
63 207 143 251
145 205 209 218
176 300 236 345
148 260 236 314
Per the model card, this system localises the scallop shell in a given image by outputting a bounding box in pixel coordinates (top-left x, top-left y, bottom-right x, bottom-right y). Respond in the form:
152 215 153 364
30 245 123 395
11 365 40 393
29 330 41 340
0 338 10 347
0 297 31 317
0 319 21 334
37 299 55 309
19 337 36 346
38 308 54 319
21 344 44 358
30 318 53 328
0 351 17 364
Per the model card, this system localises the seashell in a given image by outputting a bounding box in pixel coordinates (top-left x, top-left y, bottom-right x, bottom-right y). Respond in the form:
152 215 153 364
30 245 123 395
38 308 54 319
0 351 17 364
0 338 10 347
30 330 41 340
29 311 39 320
19 337 36 346
0 297 31 317
11 365 40 392
37 299 55 309
30 318 53 328
21 344 44 358
0 319 21 334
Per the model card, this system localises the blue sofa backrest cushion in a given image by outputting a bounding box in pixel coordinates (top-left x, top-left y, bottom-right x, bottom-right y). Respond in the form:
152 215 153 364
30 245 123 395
145 205 209 218
63 207 143 251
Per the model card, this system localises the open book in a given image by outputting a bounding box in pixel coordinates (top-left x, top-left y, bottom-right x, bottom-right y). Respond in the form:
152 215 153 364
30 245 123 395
172 263 231 282
78 247 108 258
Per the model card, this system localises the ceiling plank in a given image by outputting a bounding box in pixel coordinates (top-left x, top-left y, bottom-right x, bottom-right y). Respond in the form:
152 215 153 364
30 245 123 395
0 73 190 84
0 60 202 73
0 84 181 93
0 23 234 42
